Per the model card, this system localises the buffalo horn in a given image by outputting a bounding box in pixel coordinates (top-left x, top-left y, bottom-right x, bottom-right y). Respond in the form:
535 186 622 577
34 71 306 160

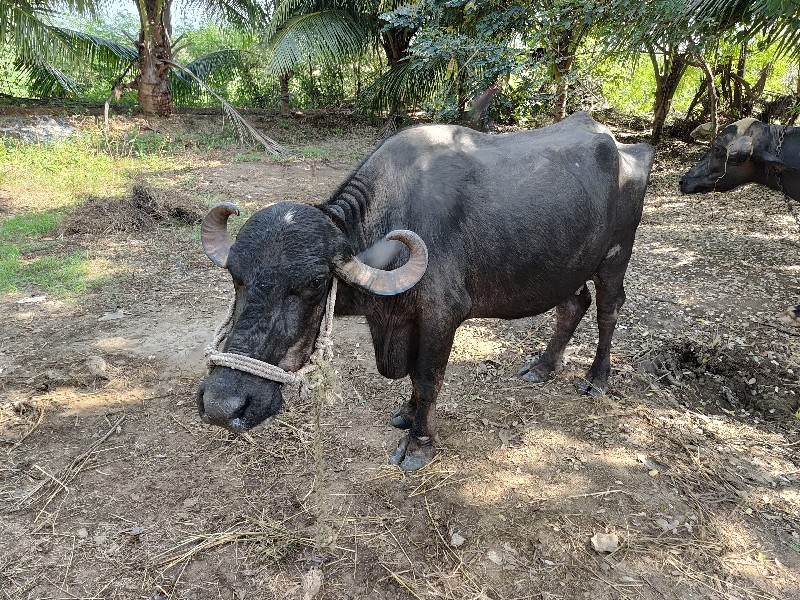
201 202 240 267
336 230 428 296
726 136 753 164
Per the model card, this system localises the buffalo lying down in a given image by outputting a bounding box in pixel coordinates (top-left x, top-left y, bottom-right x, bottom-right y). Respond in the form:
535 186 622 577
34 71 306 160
680 118 800 326
197 112 656 470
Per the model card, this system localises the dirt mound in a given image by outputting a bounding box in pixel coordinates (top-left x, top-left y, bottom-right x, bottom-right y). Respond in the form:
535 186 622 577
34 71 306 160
61 181 206 234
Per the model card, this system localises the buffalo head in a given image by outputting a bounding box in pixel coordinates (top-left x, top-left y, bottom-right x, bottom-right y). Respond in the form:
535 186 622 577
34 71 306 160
196 201 428 432
679 118 789 194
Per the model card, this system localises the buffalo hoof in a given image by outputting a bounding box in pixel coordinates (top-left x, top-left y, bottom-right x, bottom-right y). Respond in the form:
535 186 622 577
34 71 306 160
521 369 550 383
390 410 413 430
577 379 606 396
390 435 435 471
518 361 553 383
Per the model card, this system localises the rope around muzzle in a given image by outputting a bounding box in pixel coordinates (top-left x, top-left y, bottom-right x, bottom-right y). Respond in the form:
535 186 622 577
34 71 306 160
204 279 338 401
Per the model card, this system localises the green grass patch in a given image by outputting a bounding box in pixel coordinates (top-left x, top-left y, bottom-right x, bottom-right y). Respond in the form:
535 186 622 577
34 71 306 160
298 146 329 159
0 210 63 238
0 210 112 296
232 152 264 162
17 251 111 295
0 243 113 296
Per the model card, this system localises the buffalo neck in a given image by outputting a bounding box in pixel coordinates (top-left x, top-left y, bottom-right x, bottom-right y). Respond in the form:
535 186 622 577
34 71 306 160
317 172 382 315
757 124 798 197
317 172 375 254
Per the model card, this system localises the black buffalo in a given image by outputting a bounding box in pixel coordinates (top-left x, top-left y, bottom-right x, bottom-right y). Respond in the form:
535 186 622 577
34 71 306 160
680 118 799 326
197 112 656 470
679 118 798 199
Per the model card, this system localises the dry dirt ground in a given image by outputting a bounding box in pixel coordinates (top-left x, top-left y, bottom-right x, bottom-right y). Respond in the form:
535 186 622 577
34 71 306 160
1 114 799 600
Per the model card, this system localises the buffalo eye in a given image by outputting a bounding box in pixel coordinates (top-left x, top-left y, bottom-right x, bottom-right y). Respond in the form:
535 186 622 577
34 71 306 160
307 275 327 290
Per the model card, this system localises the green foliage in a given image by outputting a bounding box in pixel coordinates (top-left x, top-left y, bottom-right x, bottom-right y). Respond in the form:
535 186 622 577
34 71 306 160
689 0 800 59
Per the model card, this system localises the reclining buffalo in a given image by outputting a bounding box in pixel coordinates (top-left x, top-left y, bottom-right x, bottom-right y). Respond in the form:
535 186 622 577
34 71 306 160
679 118 799 326
197 112 656 470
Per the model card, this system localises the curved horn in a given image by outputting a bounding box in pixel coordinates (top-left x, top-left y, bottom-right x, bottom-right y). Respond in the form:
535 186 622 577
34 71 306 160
335 230 428 296
201 202 240 267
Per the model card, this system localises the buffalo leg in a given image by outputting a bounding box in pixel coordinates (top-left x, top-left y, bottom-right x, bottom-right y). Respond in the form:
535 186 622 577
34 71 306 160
390 322 456 471
519 285 592 383
578 243 632 396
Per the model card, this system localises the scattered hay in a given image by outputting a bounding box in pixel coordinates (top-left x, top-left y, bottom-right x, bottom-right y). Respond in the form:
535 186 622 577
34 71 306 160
61 181 206 234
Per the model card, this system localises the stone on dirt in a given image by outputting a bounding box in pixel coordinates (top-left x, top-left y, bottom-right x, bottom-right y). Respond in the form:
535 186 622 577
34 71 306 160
590 532 620 553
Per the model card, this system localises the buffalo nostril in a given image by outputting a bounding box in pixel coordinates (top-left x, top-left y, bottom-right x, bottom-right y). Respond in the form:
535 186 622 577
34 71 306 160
202 391 250 427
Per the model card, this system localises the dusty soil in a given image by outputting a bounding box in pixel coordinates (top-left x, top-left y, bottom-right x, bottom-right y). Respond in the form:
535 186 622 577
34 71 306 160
1 114 799 600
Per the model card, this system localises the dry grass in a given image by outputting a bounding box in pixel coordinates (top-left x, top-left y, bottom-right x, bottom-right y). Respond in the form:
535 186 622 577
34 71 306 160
60 180 207 234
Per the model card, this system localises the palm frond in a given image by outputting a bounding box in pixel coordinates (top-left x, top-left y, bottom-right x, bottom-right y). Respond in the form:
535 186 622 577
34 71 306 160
687 0 800 58
50 26 137 71
265 0 378 42
1 1 57 61
184 0 270 31
165 58 289 157
267 9 377 76
359 56 448 115
171 49 256 103
14 56 83 97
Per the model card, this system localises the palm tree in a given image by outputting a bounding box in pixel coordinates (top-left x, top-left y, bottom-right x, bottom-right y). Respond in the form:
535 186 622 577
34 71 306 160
1 0 136 98
264 0 418 115
0 0 266 116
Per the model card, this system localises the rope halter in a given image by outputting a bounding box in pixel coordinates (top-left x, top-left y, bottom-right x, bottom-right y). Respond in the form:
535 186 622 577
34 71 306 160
204 279 338 401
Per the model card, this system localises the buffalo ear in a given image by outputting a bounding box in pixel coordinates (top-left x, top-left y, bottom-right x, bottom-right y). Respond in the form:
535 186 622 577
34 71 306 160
725 136 753 165
751 148 789 172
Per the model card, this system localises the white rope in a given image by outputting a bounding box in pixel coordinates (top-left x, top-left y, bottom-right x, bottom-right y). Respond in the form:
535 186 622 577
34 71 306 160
204 279 338 400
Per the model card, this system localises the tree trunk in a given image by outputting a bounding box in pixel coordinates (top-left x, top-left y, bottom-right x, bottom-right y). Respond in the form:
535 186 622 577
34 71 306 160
550 28 578 123
694 54 717 137
279 71 291 115
685 78 708 121
719 57 732 116
380 27 414 116
796 59 800 96
650 47 688 145
553 53 574 122
733 43 746 117
136 0 173 117
380 27 413 68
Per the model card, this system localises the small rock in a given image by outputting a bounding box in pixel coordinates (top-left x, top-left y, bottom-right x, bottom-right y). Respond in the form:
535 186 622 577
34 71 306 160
487 549 504 565
86 355 110 380
76 527 89 539
98 308 125 322
182 497 198 508
123 526 145 537
450 532 466 547
591 532 620 553
655 517 680 533
301 567 323 600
